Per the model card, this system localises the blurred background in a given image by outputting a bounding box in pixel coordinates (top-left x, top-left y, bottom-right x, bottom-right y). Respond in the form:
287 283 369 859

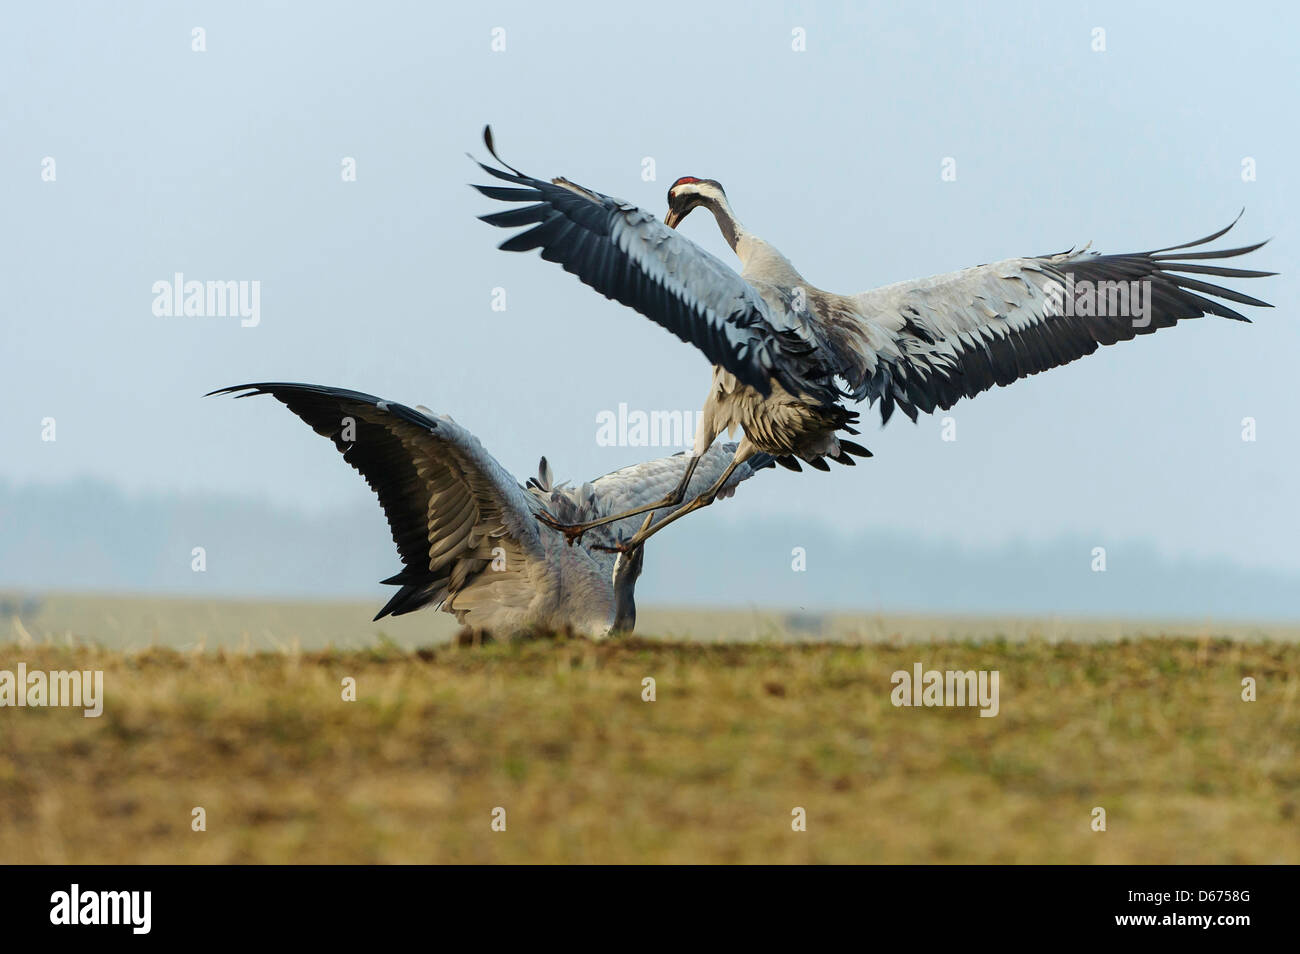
2 0 1296 631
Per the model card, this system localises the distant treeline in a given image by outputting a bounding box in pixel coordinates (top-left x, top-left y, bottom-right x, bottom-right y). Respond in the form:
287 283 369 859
1 478 1297 620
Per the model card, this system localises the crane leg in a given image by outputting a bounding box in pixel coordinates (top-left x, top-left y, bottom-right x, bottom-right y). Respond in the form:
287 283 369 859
535 454 701 545
594 454 746 553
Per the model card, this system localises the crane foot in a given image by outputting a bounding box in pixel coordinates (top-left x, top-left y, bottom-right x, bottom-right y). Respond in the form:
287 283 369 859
535 511 586 546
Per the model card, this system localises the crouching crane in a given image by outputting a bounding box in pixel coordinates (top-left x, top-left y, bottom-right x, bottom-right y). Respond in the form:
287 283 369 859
209 383 771 639
473 127 1274 552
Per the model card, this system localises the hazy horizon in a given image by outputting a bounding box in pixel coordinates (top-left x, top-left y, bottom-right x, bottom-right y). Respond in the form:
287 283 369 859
5 475 1300 624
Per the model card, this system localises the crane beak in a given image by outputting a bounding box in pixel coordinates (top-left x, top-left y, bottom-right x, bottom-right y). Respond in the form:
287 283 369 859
664 207 682 230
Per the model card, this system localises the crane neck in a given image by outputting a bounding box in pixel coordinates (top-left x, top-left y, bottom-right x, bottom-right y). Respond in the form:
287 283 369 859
703 193 747 253
611 587 636 634
610 548 642 634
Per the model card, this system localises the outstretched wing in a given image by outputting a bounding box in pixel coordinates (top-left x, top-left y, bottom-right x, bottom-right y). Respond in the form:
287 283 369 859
209 382 546 619
473 127 797 398
847 216 1275 424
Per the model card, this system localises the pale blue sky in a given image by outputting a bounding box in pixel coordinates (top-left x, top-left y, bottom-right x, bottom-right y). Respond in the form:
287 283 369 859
2 1 1296 577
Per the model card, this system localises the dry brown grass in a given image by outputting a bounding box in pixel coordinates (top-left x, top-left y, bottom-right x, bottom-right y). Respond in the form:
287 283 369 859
1 635 1296 863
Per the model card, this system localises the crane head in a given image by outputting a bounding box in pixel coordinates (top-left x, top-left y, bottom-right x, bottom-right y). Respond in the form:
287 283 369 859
665 176 726 229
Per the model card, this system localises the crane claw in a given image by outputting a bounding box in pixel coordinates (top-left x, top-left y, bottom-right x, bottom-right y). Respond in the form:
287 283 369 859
535 511 585 546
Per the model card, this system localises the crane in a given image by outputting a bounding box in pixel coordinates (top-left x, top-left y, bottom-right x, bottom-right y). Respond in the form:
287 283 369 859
209 382 771 639
473 127 1274 551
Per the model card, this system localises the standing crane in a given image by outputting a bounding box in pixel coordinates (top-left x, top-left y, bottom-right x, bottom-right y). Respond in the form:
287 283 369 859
473 127 1275 551
210 383 771 639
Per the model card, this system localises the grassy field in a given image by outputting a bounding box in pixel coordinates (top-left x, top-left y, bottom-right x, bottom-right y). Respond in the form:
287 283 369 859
1 595 1297 863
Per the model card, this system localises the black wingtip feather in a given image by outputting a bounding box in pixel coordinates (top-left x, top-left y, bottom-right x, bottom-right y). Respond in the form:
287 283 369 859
481 125 526 178
1150 211 1244 255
